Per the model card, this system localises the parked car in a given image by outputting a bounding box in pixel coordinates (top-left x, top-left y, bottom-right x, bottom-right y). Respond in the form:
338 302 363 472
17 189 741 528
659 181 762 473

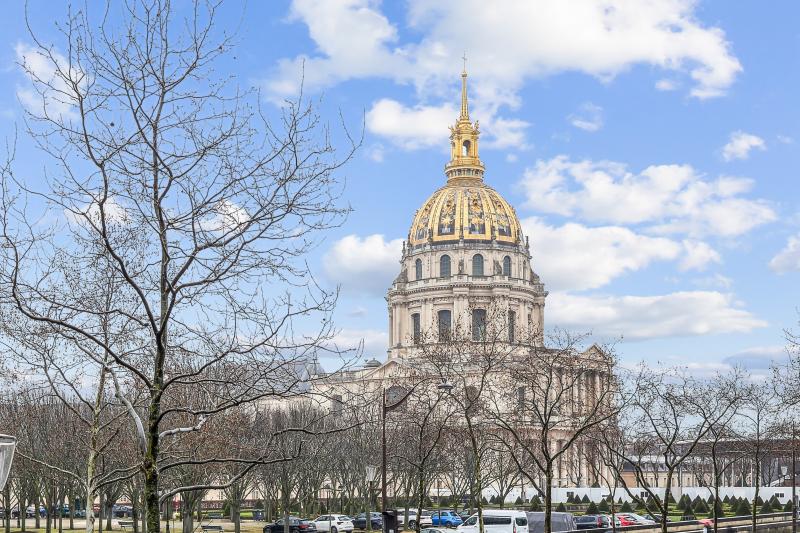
113 505 133 518
431 511 463 527
400 510 432 530
615 513 655 526
263 517 318 533
576 515 609 530
312 514 355 533
457 510 529 533
643 514 670 524
526 512 575 533
352 512 382 530
421 528 450 533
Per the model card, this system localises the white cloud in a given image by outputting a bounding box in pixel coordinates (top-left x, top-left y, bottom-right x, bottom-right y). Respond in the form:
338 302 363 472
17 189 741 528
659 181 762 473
655 79 678 91
323 234 403 295
65 197 129 226
769 233 800 273
722 131 766 161
365 143 386 163
568 102 603 132
679 240 721 271
518 155 776 238
329 328 388 359
522 217 682 291
777 135 794 145
365 98 529 150
547 291 767 340
690 273 733 289
366 99 454 150
200 200 250 232
722 345 790 369
270 0 742 102
15 42 79 118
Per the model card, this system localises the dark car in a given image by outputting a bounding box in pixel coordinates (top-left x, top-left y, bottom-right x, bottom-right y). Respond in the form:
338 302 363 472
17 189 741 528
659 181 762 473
352 512 382 530
264 517 318 533
527 512 576 533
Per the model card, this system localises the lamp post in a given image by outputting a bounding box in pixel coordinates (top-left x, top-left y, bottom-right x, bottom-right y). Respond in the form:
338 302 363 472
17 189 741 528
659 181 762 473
380 379 453 533
366 466 378 533
792 422 797 533
0 435 16 491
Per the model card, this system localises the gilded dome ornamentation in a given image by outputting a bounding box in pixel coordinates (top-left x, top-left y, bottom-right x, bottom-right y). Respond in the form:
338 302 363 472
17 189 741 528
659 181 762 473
407 66 524 248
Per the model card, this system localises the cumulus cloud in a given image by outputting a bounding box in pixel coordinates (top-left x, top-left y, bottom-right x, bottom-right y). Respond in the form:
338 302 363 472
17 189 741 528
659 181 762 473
366 99 455 150
547 291 767 340
323 234 402 295
522 217 682 291
722 131 766 161
518 155 776 238
269 0 741 102
568 102 603 132
266 1 742 150
769 233 800 273
15 42 79 118
679 240 721 271
365 98 529 150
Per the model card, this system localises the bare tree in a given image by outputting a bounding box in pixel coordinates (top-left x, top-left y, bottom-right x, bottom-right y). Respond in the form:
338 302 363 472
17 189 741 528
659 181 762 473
417 300 517 533
604 367 739 533
0 3 358 533
492 330 619 533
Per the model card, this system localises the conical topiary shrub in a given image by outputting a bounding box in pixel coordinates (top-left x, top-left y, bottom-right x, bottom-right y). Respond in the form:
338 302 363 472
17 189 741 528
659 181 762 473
556 502 567 512
755 496 764 507
620 501 633 513
677 495 688 511
586 502 599 514
784 500 793 513
714 499 725 518
759 500 772 514
693 499 709 514
598 499 610 513
723 495 730 504
582 495 591 504
737 499 751 517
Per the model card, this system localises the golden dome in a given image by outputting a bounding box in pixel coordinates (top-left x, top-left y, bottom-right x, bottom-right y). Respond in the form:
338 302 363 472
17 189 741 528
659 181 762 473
408 63 523 248
408 183 523 247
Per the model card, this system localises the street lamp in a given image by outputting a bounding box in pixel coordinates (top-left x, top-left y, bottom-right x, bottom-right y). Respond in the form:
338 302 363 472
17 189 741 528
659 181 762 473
380 379 453 533
366 466 378 533
0 435 16 491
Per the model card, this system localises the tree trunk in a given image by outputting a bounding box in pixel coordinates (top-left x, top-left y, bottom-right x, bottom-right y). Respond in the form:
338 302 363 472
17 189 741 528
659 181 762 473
543 469 552 533
35 495 41 529
99 492 104 533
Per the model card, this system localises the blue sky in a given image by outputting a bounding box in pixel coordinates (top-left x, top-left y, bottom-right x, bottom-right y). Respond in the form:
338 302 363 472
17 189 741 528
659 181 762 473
1 1 799 374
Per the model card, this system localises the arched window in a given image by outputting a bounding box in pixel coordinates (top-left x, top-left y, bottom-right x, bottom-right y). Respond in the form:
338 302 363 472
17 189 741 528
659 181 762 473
472 254 484 276
472 308 486 341
415 258 422 280
411 313 421 344
440 254 451 278
462 140 471 157
438 310 452 341
503 256 512 277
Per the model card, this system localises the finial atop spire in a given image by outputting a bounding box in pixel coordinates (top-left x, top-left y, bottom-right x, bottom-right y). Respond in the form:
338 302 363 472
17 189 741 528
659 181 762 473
460 51 469 120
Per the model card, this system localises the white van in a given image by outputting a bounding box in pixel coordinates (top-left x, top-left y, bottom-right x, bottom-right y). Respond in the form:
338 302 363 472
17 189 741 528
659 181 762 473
456 510 529 533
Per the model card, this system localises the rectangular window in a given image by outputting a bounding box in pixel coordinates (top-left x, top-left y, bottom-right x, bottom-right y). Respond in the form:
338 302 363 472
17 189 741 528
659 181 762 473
472 309 486 341
437 310 452 341
483 517 511 526
508 310 516 343
412 313 421 344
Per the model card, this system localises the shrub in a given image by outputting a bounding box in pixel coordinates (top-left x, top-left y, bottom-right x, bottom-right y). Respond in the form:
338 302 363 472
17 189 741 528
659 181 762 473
676 495 688 511
692 496 703 509
581 495 590 504
693 500 709 514
556 503 567 512
759 500 772 514
707 494 715 504
723 495 730 504
714 500 725 518
598 500 609 513
755 496 764 507
620 502 633 513
586 502 599 514
530 497 542 512
515 497 523 506
736 499 751 517
784 500 793 512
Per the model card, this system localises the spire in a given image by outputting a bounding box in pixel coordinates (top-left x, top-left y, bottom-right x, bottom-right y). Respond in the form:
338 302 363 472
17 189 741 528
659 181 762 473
445 56 484 184
460 52 469 120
